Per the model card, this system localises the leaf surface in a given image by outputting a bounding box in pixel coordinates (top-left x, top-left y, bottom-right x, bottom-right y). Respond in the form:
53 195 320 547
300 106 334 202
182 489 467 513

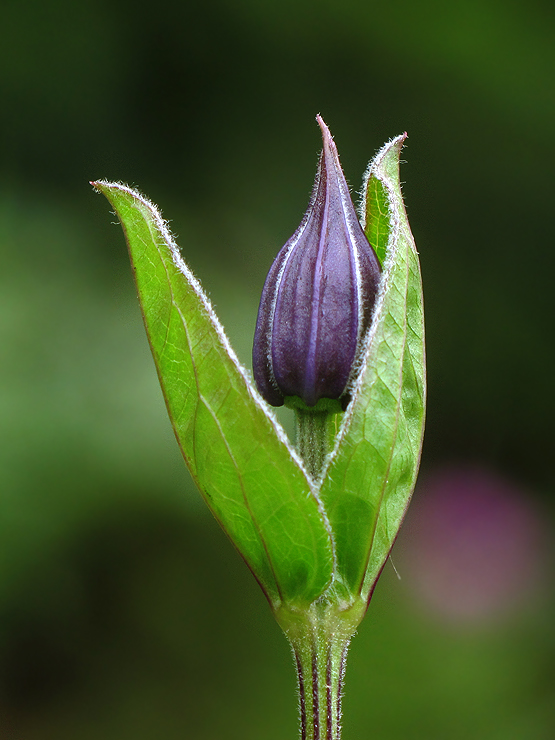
92 181 334 609
319 137 425 603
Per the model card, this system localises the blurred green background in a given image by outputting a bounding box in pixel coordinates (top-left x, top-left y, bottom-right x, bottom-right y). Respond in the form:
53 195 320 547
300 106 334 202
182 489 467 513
1 0 554 737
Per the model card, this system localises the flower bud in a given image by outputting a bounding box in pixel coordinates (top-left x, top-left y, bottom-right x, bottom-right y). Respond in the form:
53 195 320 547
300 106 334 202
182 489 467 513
253 116 382 409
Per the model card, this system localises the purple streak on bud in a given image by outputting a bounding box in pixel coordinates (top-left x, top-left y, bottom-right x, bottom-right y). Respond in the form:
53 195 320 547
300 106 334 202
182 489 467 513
253 116 382 408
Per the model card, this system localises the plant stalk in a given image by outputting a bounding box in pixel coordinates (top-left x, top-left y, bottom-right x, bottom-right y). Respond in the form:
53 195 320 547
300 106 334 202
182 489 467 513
276 602 365 740
285 402 364 738
293 626 349 740
294 406 338 480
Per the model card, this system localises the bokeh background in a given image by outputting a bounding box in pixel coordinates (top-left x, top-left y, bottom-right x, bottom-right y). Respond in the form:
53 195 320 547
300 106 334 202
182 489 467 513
1 0 554 738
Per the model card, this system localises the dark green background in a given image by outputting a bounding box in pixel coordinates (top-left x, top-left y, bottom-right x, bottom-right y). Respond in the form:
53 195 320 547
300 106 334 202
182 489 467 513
1 0 554 737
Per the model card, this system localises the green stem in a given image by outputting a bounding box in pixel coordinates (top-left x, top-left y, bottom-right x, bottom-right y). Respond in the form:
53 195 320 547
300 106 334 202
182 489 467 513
294 406 338 480
293 626 348 740
276 602 365 740
283 399 364 737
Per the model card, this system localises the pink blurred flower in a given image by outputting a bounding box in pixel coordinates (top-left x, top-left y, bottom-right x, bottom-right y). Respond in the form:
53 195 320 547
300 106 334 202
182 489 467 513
399 465 549 624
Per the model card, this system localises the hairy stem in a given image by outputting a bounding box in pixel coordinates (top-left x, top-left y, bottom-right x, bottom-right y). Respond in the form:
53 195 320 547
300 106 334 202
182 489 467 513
293 626 349 740
276 602 365 740
294 407 338 480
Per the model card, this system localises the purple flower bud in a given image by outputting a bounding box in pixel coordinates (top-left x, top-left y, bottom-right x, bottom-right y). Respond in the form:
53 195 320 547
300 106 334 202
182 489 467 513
253 117 382 409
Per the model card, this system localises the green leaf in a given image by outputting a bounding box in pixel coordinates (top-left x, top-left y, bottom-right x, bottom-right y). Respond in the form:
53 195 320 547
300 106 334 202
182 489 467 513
92 181 334 609
364 174 390 267
319 135 425 603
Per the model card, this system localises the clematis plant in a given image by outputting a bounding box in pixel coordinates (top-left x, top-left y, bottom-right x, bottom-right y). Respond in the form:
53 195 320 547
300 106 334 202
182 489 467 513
92 116 425 740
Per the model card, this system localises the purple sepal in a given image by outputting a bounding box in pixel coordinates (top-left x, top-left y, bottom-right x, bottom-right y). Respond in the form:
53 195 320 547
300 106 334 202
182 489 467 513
253 116 381 408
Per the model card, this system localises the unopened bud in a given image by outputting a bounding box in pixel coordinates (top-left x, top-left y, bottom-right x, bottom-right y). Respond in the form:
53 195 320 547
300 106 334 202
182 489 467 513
253 116 381 409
